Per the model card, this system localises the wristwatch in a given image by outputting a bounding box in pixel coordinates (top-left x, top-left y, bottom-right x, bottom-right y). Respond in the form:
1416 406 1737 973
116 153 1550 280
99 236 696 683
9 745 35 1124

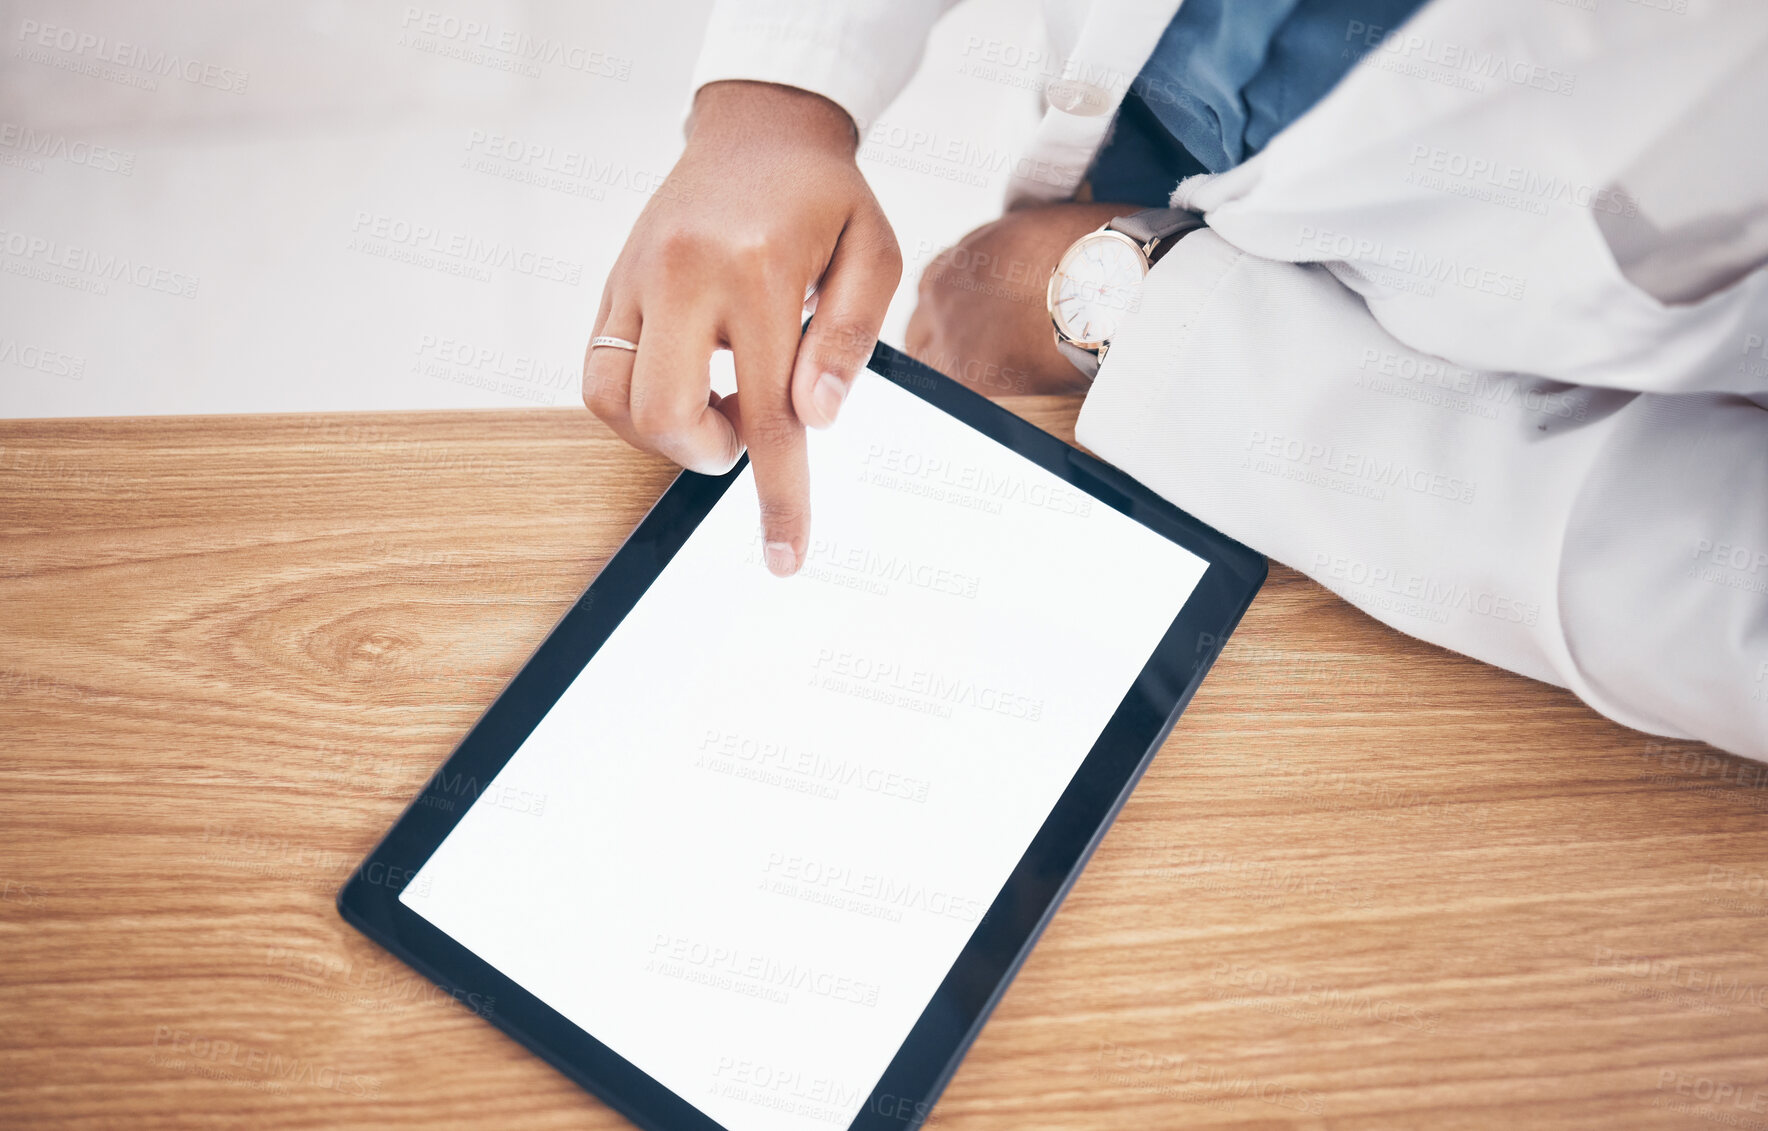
1047 207 1206 380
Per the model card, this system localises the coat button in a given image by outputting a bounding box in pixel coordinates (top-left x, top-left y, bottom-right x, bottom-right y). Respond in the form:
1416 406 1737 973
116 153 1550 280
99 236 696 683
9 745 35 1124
1044 78 1114 117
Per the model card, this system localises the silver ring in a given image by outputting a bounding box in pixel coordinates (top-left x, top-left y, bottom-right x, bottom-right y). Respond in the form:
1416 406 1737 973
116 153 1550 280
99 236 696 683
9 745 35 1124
590 335 638 353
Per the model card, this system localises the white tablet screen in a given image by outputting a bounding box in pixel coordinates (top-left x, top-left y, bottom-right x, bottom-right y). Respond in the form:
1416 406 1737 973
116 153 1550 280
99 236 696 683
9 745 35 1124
402 369 1208 1131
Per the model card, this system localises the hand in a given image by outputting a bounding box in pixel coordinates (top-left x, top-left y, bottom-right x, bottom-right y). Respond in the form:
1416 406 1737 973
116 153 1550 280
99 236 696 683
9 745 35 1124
905 202 1129 397
584 81 902 577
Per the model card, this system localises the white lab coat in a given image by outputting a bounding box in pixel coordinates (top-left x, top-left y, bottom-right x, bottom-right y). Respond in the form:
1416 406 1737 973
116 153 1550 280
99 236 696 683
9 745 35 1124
693 0 1768 758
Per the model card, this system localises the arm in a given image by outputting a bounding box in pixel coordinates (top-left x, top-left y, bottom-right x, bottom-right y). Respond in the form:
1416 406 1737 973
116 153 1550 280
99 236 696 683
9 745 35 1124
1076 230 1768 759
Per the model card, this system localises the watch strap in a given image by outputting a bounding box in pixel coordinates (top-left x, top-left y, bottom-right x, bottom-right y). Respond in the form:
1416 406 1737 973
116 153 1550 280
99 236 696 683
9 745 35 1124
1109 206 1206 246
1056 338 1102 381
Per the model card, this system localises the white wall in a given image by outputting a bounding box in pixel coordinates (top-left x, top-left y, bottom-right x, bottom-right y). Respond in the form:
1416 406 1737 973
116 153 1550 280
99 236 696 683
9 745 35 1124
0 0 1044 417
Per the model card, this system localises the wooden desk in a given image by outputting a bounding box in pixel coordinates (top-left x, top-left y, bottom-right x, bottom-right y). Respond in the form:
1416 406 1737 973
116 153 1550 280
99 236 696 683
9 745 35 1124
3 400 1765 1129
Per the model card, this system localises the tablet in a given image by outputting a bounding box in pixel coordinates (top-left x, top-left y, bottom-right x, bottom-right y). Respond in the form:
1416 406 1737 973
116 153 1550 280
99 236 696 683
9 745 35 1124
339 341 1264 1131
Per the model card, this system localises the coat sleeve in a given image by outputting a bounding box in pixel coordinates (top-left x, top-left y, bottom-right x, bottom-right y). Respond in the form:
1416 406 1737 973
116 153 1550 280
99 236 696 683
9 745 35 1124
1159 0 1768 400
1077 229 1768 759
689 0 963 130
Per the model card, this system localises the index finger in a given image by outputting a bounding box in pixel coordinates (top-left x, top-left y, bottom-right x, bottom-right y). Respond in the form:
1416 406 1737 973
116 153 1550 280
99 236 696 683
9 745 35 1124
724 306 811 577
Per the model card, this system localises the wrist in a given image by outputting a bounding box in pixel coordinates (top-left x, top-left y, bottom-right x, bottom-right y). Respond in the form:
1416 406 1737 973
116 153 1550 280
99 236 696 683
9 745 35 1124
689 81 859 157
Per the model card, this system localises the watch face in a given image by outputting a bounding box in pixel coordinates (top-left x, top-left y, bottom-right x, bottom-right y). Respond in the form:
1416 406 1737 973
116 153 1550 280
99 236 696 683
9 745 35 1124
1049 230 1148 347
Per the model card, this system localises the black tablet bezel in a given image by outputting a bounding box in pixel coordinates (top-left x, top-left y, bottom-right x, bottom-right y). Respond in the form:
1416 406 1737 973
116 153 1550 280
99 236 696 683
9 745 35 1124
338 341 1266 1131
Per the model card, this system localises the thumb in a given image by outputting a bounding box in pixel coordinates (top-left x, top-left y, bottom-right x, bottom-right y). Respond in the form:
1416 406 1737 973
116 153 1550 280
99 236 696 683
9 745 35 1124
792 205 903 429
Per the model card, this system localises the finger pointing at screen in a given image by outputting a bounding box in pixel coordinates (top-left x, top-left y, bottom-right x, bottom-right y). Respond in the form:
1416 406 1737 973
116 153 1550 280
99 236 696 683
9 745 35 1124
584 80 903 578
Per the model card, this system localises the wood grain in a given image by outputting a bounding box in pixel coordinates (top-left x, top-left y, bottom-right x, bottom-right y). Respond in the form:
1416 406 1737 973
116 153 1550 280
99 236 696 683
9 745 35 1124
2 399 1765 1130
